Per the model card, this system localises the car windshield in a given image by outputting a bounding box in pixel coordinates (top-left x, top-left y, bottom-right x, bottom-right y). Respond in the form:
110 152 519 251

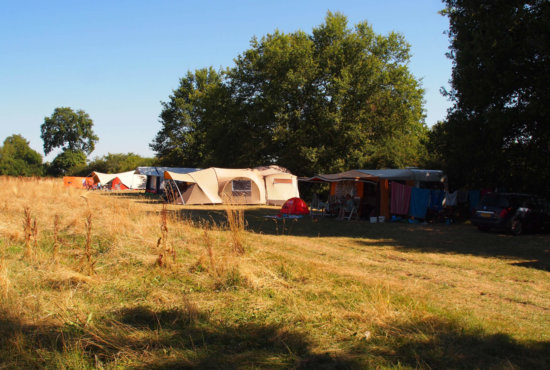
479 194 528 208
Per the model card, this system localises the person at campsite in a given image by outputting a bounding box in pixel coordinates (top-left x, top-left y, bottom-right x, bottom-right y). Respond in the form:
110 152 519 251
338 194 355 220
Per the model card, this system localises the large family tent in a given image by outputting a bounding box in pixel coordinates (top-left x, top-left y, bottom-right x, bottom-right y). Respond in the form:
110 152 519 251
164 166 300 205
301 168 445 219
165 168 223 205
90 171 146 190
135 167 200 194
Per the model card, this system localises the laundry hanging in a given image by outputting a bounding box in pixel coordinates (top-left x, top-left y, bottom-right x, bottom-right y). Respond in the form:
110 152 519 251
390 182 412 215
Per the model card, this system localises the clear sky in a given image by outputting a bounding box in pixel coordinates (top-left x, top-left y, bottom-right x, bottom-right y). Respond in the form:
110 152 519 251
0 0 452 161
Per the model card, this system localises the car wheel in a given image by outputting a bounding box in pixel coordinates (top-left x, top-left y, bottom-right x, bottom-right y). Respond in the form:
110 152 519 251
478 225 490 232
511 219 523 236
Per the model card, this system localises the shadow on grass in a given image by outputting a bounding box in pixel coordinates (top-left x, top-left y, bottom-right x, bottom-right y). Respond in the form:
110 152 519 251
0 304 359 369
115 306 361 369
169 206 550 272
365 317 550 369
2 305 549 368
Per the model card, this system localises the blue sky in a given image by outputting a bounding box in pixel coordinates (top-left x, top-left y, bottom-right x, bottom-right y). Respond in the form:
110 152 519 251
0 0 452 161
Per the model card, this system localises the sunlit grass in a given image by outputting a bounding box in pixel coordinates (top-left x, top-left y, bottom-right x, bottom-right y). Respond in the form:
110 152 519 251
0 176 549 368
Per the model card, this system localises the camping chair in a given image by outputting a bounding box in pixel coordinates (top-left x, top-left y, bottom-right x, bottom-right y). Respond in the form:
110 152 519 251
310 194 329 217
341 196 360 221
342 205 357 221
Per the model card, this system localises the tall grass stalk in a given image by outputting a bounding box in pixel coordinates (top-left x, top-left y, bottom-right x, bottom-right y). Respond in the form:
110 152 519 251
201 227 218 276
52 214 60 262
225 205 245 255
0 251 9 298
32 218 39 250
156 204 174 267
23 207 33 260
83 211 95 275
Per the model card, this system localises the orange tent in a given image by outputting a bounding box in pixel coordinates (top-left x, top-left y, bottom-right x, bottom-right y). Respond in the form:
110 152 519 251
63 177 93 189
109 177 130 190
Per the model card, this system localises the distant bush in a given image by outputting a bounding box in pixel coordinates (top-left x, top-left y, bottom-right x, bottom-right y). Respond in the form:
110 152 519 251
0 134 43 176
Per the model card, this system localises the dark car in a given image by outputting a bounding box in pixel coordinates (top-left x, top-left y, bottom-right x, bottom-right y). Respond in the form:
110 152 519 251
471 193 550 235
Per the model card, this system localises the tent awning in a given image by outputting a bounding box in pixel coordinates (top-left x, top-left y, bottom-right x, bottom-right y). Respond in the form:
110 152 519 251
300 169 445 183
164 171 197 183
300 170 379 183
135 167 200 177
91 171 117 185
358 169 445 182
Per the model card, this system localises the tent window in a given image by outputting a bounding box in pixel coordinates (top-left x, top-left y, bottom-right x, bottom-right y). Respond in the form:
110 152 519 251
274 178 292 184
232 180 251 196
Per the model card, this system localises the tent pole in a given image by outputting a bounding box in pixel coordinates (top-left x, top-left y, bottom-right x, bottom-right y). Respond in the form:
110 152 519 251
173 179 185 205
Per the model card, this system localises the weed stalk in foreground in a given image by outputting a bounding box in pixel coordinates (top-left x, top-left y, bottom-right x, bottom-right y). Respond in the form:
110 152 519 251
83 212 95 275
22 207 33 260
0 250 8 298
52 214 60 262
202 227 218 276
225 205 245 255
156 204 175 267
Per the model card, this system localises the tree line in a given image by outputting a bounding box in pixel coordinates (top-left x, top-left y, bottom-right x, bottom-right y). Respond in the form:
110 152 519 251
151 12 427 176
2 6 548 194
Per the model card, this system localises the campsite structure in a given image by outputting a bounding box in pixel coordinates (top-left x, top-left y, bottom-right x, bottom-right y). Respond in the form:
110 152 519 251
135 167 200 194
63 176 94 189
164 165 300 205
301 168 446 220
90 171 147 190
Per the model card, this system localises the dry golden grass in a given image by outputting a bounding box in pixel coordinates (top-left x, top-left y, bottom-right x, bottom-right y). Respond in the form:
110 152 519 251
0 176 549 368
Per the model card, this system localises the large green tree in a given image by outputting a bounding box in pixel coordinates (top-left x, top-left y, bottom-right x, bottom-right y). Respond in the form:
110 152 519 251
432 0 550 192
152 12 427 175
46 149 87 176
41 107 99 156
151 68 231 167
0 134 43 176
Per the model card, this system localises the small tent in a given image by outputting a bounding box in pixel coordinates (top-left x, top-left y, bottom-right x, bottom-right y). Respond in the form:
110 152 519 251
280 197 310 216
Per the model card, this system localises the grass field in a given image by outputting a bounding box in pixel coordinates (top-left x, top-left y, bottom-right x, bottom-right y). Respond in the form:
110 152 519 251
0 176 549 369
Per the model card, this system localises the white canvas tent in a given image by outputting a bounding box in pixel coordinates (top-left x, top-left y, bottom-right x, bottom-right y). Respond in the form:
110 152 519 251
254 166 300 205
165 168 223 205
91 171 147 190
164 166 299 205
90 171 117 186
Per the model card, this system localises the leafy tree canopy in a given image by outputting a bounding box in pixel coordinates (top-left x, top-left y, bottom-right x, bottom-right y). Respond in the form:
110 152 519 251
76 153 156 176
432 0 550 193
0 134 43 176
41 107 99 156
47 150 87 176
152 12 427 175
